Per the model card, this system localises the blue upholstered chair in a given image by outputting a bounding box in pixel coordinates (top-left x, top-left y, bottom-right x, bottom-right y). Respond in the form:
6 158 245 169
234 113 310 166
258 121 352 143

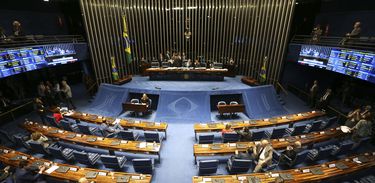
60 119 79 132
100 155 127 170
307 120 324 132
77 123 100 136
251 129 271 141
132 159 154 174
322 116 338 129
227 158 252 174
144 132 163 143
198 160 219 175
151 61 160 68
291 124 308 136
308 145 335 161
285 150 309 167
118 130 140 141
72 151 100 166
28 141 51 155
47 144 74 161
222 132 240 143
13 134 30 149
198 134 214 144
331 140 355 156
270 127 292 139
46 115 59 128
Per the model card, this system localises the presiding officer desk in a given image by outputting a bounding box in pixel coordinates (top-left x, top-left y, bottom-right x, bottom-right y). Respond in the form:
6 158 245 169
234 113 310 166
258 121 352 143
194 111 325 139
193 152 375 183
62 111 168 138
193 127 344 162
146 67 228 81
0 146 152 183
23 122 162 160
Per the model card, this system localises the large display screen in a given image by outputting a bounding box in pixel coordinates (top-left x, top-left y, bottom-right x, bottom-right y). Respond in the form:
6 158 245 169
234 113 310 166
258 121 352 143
297 45 375 84
0 43 78 78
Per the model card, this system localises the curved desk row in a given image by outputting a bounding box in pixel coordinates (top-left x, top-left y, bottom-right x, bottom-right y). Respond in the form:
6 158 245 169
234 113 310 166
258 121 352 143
193 152 375 183
63 111 168 138
194 111 325 139
193 127 344 162
0 146 151 183
23 122 161 160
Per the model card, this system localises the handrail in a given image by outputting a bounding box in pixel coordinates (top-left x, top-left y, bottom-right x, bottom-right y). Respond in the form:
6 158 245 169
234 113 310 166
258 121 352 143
0 100 34 121
0 35 85 48
276 81 288 95
291 35 375 51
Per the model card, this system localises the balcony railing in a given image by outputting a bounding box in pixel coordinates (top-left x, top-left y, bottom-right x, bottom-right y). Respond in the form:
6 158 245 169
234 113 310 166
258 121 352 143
0 35 85 48
291 35 375 51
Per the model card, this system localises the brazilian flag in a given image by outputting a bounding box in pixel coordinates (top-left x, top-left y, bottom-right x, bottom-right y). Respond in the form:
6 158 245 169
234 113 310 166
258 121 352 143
111 57 119 81
259 56 268 83
122 15 132 64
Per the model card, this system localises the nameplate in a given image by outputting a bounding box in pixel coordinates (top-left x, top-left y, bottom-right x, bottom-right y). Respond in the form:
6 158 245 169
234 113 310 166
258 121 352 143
336 162 349 170
66 134 76 139
208 124 217 128
111 141 121 146
85 172 98 179
146 123 155 127
89 115 98 120
210 145 222 150
212 179 225 183
116 176 130 183
56 166 70 173
49 130 58 134
310 167 324 175
246 176 261 183
280 173 294 180
236 144 247 149
86 137 97 142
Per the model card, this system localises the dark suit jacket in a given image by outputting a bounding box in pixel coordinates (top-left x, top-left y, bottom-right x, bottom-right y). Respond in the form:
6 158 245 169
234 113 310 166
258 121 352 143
9 168 42 183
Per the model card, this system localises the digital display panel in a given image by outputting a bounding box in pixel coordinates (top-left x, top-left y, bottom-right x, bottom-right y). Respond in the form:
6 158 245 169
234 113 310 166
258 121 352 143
297 45 375 84
0 43 78 79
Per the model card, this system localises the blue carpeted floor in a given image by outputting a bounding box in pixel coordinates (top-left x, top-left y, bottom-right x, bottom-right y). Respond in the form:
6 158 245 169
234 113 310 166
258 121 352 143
1 77 374 183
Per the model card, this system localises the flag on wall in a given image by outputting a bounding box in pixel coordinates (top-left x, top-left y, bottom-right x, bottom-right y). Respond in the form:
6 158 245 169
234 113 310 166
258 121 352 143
259 56 268 83
122 15 132 64
111 56 119 81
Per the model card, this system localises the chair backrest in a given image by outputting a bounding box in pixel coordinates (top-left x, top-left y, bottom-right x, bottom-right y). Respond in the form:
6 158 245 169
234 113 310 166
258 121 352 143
223 132 240 143
77 124 91 135
198 160 219 175
144 132 161 143
271 128 287 139
13 134 30 149
47 145 65 160
0 130 15 144
213 62 223 69
316 146 334 160
324 116 338 128
151 62 160 68
335 140 355 155
101 155 123 169
292 124 307 136
60 120 74 131
229 101 238 105
132 159 153 174
130 99 139 104
118 131 136 140
73 151 92 165
309 120 323 132
161 62 170 68
198 134 214 144
28 141 49 154
251 130 267 141
229 159 252 174
46 115 59 127
291 151 309 166
217 101 226 105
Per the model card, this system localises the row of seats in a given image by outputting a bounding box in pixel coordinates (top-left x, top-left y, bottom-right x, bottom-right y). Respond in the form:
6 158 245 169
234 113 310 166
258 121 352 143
150 61 223 69
47 117 163 143
198 117 337 143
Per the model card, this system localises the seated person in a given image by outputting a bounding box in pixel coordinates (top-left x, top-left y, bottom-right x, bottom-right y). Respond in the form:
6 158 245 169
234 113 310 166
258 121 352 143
194 59 200 68
344 106 361 128
236 127 252 141
140 94 150 108
230 149 252 160
7 160 46 183
53 107 64 124
100 122 124 137
28 132 50 148
0 166 11 181
221 124 233 134
252 139 273 173
278 141 302 165
351 115 372 141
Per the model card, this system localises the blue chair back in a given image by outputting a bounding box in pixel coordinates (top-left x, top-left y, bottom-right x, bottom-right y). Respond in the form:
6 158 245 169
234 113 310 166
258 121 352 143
73 151 99 166
198 160 219 175
251 130 267 141
309 120 323 132
289 151 309 167
271 128 287 139
292 124 307 136
60 120 74 132
198 134 214 144
28 141 49 154
13 134 30 149
222 132 240 143
316 146 334 160
48 145 65 160
334 140 355 155
77 124 92 135
324 116 338 128
132 159 153 174
118 131 137 141
144 132 162 143
228 159 252 174
101 155 126 169
46 115 59 127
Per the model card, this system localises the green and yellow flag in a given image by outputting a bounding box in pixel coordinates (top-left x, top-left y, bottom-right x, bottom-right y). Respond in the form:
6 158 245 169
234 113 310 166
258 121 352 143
122 15 132 64
259 56 268 83
111 56 119 81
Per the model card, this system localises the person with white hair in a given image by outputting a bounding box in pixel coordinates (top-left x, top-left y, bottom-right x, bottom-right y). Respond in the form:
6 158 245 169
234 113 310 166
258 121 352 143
252 139 274 172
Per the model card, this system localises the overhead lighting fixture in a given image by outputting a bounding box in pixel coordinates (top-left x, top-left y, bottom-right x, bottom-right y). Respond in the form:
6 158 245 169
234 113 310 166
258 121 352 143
43 0 49 2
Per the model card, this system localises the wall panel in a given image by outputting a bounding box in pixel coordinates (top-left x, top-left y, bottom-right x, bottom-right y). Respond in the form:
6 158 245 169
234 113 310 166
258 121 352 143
80 0 295 84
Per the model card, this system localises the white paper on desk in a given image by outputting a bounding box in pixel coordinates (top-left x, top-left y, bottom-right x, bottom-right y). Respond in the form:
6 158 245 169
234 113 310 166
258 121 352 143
244 120 249 124
43 126 47 129
320 131 325 135
200 123 207 126
21 156 27 160
65 112 73 116
203 178 212 181
271 173 279 178
155 122 161 126
139 142 147 148
131 176 140 179
121 140 128 144
97 137 104 141
70 167 77 171
114 118 121 124
328 164 336 168
279 138 285 142
229 143 236 147
135 120 140 124
302 169 310 173
45 165 59 174
98 172 107 176
201 144 209 148
3 150 8 153
58 130 64 133
147 143 153 147
300 135 306 138
340 126 351 133
255 141 261 145
238 176 246 180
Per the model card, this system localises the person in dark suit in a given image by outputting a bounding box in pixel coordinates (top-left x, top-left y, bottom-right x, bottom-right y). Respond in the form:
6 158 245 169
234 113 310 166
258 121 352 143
351 114 372 141
33 98 46 125
278 141 302 165
308 80 319 107
236 127 252 141
7 160 46 183
316 88 332 110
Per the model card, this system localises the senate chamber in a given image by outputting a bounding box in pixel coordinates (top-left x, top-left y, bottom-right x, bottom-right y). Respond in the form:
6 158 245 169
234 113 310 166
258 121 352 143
0 0 375 182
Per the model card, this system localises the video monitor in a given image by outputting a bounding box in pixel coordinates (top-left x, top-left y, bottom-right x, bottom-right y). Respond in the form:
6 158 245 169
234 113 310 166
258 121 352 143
298 45 332 68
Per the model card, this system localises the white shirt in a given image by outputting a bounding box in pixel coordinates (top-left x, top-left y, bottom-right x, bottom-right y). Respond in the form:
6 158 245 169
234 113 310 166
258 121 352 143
259 147 266 160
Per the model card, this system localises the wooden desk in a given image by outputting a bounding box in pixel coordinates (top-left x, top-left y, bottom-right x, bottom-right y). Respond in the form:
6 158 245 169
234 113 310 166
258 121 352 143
113 75 132 85
123 103 148 114
194 111 325 140
0 146 152 183
145 68 228 81
63 111 168 138
23 122 161 160
193 127 343 162
241 76 259 86
193 152 375 183
217 104 245 116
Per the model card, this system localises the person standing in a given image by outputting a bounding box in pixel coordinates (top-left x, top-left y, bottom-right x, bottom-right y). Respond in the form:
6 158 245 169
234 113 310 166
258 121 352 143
37 81 46 101
309 80 319 108
34 98 46 125
252 139 273 172
61 80 76 109
316 88 332 110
